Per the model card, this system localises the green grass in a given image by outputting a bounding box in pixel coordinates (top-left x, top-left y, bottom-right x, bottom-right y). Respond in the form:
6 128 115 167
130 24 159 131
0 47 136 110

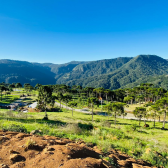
0 109 167 167
0 94 20 104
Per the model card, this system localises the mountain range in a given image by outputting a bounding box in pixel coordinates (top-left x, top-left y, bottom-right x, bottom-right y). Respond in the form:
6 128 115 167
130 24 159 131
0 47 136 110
1 55 168 90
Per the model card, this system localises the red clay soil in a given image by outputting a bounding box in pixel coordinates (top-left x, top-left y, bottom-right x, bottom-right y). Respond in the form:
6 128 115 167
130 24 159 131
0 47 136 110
0 130 156 168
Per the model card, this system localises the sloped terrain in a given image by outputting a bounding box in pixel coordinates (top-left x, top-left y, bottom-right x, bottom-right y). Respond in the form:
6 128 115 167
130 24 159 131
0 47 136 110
65 55 168 89
56 57 132 84
0 131 156 168
0 55 168 89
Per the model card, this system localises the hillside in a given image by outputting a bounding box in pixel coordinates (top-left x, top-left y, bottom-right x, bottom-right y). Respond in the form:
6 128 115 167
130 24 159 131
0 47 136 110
0 59 56 86
0 55 168 89
64 55 168 89
56 57 132 84
0 60 84 86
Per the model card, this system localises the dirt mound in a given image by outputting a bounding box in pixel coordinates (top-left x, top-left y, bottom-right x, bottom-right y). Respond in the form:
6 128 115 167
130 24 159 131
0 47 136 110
0 131 156 168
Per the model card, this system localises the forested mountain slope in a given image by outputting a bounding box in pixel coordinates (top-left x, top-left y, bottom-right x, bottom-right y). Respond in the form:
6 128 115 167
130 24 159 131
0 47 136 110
0 60 85 86
64 55 168 89
0 59 56 86
0 55 168 89
56 57 132 84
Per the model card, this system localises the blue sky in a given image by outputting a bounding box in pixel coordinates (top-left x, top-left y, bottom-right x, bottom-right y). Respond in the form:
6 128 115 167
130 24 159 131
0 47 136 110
0 0 168 64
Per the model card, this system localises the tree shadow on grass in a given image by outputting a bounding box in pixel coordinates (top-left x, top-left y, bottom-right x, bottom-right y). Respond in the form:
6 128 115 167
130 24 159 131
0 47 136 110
152 127 168 131
137 130 149 134
23 98 32 101
109 120 132 126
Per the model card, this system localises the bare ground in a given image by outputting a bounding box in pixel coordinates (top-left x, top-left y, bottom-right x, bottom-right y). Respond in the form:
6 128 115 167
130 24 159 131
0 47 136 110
0 131 156 168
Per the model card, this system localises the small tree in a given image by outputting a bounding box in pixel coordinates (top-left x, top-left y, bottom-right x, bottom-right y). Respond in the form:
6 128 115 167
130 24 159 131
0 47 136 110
37 85 53 119
0 85 6 101
133 107 146 126
15 83 22 88
112 102 125 125
87 97 99 121
149 105 160 127
124 96 133 104
104 103 113 120
104 89 111 102
68 101 77 116
50 95 57 111
63 94 72 110
155 97 168 129
24 83 34 95
57 92 64 109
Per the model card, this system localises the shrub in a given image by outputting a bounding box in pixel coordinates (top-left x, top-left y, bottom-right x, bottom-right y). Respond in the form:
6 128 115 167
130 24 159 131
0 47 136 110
102 120 111 128
95 118 101 122
98 141 111 154
2 124 27 133
78 122 93 130
25 138 36 150
61 123 82 135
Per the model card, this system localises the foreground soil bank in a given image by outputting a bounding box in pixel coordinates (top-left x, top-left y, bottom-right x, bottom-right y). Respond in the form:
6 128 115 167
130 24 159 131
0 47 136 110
0 130 156 168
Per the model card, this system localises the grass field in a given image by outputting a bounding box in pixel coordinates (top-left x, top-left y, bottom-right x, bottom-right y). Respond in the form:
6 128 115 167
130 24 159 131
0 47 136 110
0 94 20 104
0 90 167 167
0 109 167 167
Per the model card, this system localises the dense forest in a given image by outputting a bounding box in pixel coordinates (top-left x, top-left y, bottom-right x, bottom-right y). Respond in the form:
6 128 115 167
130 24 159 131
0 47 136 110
0 55 168 89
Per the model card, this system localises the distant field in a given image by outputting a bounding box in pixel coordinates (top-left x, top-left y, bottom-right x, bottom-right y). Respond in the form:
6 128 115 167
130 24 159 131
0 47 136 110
0 94 20 104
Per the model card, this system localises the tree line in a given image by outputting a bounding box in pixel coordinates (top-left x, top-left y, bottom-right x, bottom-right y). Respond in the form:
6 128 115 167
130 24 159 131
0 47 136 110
1 82 168 129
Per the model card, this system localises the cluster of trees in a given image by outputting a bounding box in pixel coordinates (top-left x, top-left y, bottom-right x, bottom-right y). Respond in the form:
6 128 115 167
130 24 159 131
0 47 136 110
0 82 23 101
36 84 74 119
1 81 168 129
35 83 168 129
133 97 168 129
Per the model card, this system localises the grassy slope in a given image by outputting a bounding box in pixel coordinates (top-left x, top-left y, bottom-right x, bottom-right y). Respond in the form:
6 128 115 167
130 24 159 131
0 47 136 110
0 109 167 167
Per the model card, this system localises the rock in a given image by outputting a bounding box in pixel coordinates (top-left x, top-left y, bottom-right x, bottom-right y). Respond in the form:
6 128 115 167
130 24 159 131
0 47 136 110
132 163 143 168
30 130 42 135
15 133 30 139
132 163 151 168
0 136 9 143
117 160 132 168
43 147 55 153
0 164 9 168
46 147 55 151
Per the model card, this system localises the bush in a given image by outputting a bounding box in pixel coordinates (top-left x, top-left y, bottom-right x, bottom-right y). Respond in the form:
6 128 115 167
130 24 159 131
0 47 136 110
61 123 82 135
95 118 101 122
78 122 93 130
102 120 111 128
2 124 27 133
110 129 126 139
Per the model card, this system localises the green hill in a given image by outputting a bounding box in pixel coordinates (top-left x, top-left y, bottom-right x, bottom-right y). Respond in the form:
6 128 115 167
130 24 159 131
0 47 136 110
63 55 168 89
56 57 132 84
0 55 168 89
